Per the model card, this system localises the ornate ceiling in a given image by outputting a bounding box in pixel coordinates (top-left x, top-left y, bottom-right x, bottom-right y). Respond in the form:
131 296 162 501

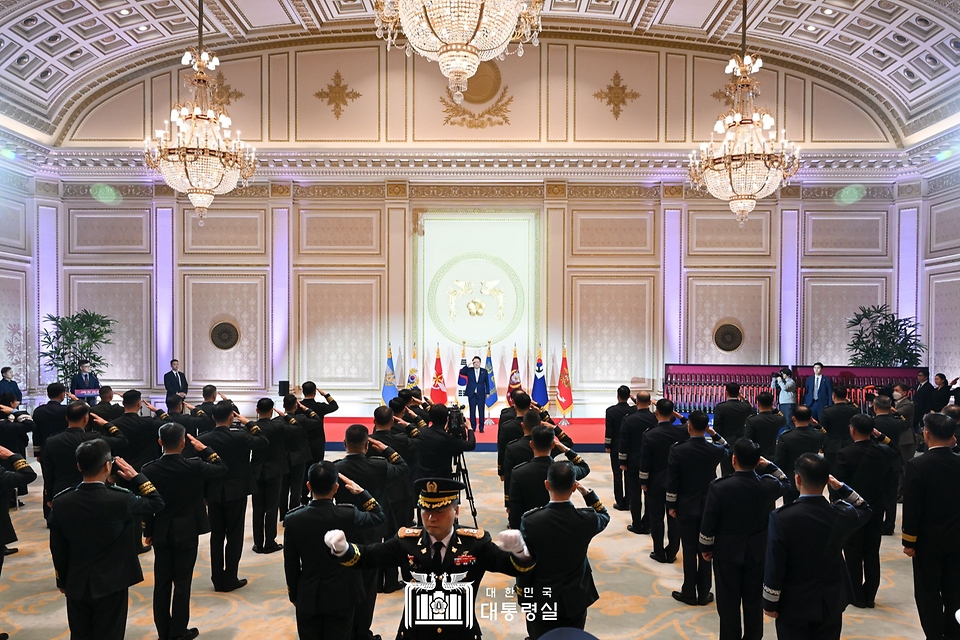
0 0 958 146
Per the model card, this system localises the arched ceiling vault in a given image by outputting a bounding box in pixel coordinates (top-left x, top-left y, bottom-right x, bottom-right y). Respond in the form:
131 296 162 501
0 0 958 147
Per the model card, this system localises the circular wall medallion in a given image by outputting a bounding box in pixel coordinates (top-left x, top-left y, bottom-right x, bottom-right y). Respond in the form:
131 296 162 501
210 322 240 350
714 323 744 352
462 61 502 105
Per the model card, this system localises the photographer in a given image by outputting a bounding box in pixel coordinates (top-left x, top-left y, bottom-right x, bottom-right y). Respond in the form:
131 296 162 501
771 368 798 428
417 404 477 479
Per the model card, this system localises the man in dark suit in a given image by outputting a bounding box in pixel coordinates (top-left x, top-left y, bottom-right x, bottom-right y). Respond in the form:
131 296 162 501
0 367 21 403
699 439 790 640
774 405 826 504
459 355 490 432
712 383 756 477
914 369 934 431
509 424 590 529
69 359 101 406
198 401 268 592
325 477 536 640
278 394 322 521
283 461 385 640
41 401 127 510
250 398 302 554
762 453 871 640
604 385 636 510
819 386 860 472
804 362 833 420
142 423 227 640
873 394 907 535
49 439 165 640
163 359 188 399
418 403 477 479
519 462 609 638
666 411 728 606
639 398 689 563
89 386 124 422
834 414 898 609
334 424 410 640
743 391 784 460
32 382 70 461
0 442 37 618
299 381 339 465
620 392 657 535
902 412 960 640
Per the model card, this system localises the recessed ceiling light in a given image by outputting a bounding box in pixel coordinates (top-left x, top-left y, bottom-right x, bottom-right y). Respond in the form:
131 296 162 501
823 8 834 15
806 25 817 31
119 8 131 15
137 25 149 31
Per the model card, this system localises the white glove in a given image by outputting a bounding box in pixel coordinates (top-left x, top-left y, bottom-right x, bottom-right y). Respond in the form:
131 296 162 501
324 529 348 555
497 530 529 558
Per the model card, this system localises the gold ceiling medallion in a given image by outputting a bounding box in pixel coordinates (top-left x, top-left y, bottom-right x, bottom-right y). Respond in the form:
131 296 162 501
441 87 513 128
594 71 639 120
314 71 361 120
462 61 502 104
211 70 244 108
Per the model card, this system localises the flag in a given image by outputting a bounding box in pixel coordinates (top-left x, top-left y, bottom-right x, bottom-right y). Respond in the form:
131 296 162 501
407 343 420 389
381 343 399 405
430 345 447 405
485 343 498 408
556 345 573 414
456 343 468 405
507 345 523 406
531 344 548 408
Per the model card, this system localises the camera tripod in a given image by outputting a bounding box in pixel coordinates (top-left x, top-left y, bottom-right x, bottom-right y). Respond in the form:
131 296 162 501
453 452 479 529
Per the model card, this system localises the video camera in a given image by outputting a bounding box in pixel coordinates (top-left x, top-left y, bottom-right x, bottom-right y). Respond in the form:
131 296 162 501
446 402 469 439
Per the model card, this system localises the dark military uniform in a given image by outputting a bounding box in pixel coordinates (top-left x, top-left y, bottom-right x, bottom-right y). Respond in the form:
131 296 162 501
41 425 127 506
49 472 165 640
90 401 124 422
639 420 689 560
699 463 790 640
250 415 302 551
32 399 68 460
666 434 728 603
159 409 208 459
619 408 657 532
773 426 826 504
142 446 228 640
300 393 339 463
280 408 322 520
0 455 37 578
605 400 636 509
873 412 907 534
902 446 960 640
418 423 476 479
818 400 860 471
507 451 590 529
370 425 421 530
502 427 574 508
284 491 385 640
109 410 170 471
190 400 219 435
519 488 609 639
712 399 756 476
762 484 871 640
743 410 784 460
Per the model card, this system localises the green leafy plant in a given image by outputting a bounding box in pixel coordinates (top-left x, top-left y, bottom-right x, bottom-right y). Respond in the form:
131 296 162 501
39 310 116 385
846 304 926 367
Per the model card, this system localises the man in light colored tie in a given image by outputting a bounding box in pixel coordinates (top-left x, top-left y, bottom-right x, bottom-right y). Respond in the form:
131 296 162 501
804 362 833 420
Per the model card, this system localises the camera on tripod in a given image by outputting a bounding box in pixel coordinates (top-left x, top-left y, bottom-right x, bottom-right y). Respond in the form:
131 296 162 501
445 402 469 439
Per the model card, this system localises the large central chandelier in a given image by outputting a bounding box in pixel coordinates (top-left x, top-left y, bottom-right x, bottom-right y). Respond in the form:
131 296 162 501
689 0 799 226
373 0 543 104
144 0 255 226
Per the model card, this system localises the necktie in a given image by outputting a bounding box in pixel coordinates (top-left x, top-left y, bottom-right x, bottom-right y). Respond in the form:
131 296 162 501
83 373 88 386
814 377 819 401
431 541 445 576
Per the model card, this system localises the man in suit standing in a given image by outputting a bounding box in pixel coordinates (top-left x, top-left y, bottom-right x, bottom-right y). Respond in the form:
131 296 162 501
774 406 826 504
299 381 339 465
198 401 268 592
519 462 609 638
163 359 188 399
666 411 729 606
762 453 871 640
699 439 790 640
914 369 934 431
0 367 22 404
142 423 227 640
70 359 101 406
619 392 657 535
819 386 859 472
509 425 590 529
460 356 490 432
902 412 960 640
639 399 689 563
604 385 636 511
48 439 165 640
804 362 833 420
250 398 302 554
283 462 385 640
834 414 898 609
713 383 756 477
743 392 784 460
32 382 70 461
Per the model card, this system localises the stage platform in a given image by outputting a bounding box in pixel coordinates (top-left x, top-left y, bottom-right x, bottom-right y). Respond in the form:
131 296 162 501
323 416 607 452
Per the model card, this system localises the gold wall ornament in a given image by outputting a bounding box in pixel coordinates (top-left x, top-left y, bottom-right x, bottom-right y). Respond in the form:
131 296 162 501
480 280 505 320
466 299 485 317
211 70 244 108
448 280 473 321
593 71 639 120
441 87 513 129
314 71 361 120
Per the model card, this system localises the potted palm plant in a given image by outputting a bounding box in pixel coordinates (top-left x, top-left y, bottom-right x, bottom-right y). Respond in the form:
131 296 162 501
39 310 116 385
846 304 926 367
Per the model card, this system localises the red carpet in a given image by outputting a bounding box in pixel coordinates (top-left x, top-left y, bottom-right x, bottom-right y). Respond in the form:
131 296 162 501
324 417 606 452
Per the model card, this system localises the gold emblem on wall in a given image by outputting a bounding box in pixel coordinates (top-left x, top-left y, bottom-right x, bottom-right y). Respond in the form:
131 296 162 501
440 61 512 128
211 71 244 108
314 71 361 120
594 71 639 120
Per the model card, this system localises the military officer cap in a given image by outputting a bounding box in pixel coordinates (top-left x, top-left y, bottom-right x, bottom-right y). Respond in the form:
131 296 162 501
414 477 465 510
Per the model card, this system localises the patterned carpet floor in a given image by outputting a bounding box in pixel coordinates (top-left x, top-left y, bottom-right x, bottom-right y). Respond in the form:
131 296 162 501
1 452 924 639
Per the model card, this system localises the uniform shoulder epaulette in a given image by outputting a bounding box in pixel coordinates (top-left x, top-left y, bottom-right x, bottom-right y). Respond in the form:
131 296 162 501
398 526 422 538
513 459 532 471
456 525 485 538
522 505 545 516
507 437 522 446
52 487 75 500
107 483 132 494
286 505 307 517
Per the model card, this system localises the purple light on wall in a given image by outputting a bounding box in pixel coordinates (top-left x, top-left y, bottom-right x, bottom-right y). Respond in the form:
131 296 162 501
272 207 290 387
779 209 800 365
155 206 174 383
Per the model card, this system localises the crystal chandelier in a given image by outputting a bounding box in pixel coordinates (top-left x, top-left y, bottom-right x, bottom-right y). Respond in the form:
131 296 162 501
373 0 543 104
688 0 799 227
144 0 255 226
